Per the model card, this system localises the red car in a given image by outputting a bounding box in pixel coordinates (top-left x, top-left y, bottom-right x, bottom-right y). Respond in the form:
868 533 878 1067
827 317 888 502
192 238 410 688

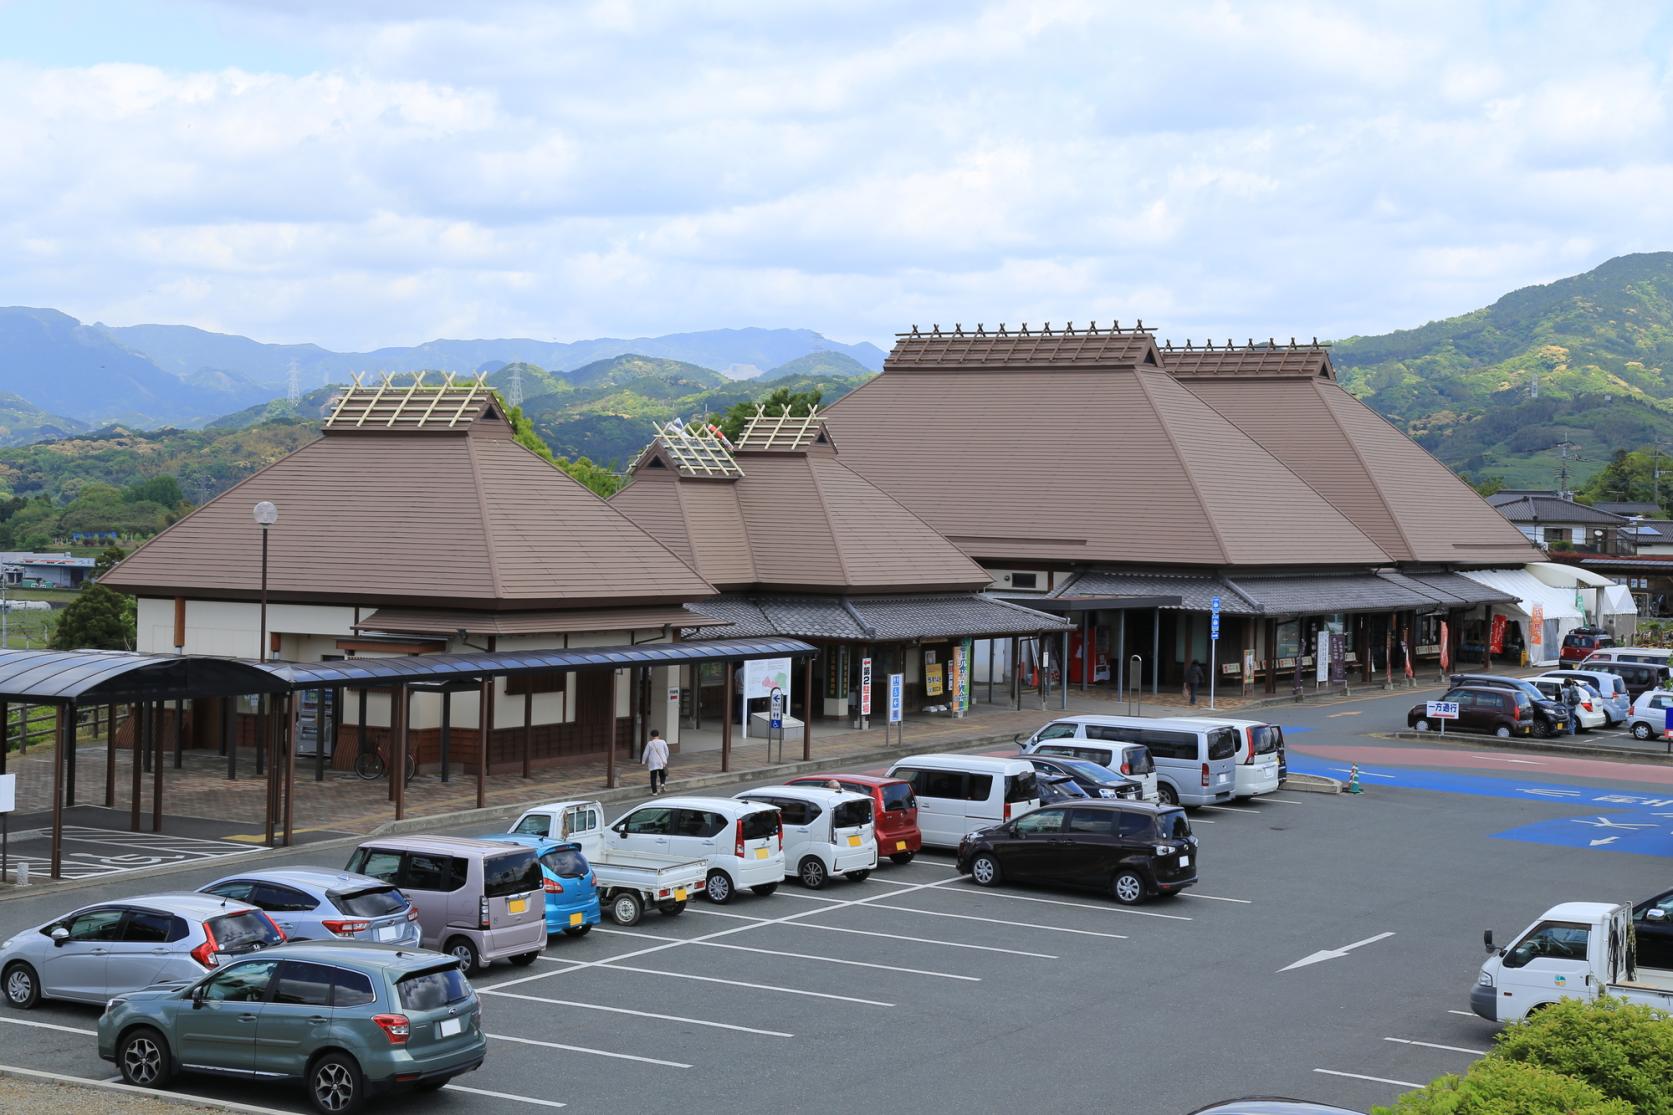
787 773 921 863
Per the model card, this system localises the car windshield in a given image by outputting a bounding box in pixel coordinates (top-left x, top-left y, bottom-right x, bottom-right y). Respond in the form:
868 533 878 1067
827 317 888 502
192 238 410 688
880 783 915 811
1158 809 1192 840
331 886 407 918
540 848 589 878
1057 758 1121 781
208 910 282 950
483 851 541 898
397 965 471 1011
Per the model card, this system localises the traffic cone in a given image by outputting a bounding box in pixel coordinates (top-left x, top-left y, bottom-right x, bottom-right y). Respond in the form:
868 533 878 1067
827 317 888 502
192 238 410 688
1345 764 1364 794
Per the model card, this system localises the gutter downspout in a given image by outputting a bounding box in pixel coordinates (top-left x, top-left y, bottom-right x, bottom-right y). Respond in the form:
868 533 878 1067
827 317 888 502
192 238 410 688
840 597 877 639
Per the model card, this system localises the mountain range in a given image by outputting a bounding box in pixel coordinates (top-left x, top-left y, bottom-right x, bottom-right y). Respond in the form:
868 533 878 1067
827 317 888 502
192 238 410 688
0 307 886 429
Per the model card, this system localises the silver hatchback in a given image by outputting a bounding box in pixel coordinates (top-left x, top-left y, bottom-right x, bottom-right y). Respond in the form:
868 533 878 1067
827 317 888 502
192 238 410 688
1 893 285 1010
197 868 422 947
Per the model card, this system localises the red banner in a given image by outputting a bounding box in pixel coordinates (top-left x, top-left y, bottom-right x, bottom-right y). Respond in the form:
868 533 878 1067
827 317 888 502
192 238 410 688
1489 614 1508 655
1439 621 1450 671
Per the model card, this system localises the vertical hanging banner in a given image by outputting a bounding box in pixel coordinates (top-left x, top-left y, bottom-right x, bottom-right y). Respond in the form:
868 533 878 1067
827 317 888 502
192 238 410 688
860 657 873 717
1489 614 1508 655
887 673 903 723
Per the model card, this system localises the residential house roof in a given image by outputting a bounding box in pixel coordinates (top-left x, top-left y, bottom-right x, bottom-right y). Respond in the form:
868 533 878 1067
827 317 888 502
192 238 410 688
1489 495 1627 527
682 593 1071 641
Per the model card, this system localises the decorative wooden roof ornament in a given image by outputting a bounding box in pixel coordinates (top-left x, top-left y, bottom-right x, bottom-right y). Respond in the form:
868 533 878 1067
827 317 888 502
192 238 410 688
736 404 824 451
653 418 744 477
324 372 493 430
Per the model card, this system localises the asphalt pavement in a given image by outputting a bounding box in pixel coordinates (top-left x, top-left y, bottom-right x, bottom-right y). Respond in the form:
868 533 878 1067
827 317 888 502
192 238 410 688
1 682 1669 1115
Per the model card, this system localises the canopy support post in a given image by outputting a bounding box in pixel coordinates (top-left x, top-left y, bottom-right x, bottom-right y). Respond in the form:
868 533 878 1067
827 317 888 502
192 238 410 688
802 655 814 761
50 705 67 880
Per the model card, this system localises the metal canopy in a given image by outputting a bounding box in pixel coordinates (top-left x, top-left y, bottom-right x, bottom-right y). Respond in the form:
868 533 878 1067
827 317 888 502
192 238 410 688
0 650 290 705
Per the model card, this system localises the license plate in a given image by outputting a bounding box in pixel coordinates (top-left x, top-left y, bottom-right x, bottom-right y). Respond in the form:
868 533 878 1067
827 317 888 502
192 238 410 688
508 898 528 914
568 911 583 927
674 887 687 901
895 840 907 851
754 848 769 860
1180 855 1190 867
375 924 400 942
847 835 862 847
437 1017 462 1038
1217 774 1229 783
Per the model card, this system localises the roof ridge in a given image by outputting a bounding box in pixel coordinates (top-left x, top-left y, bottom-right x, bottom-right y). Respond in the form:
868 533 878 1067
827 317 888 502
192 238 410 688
1306 379 1419 560
803 455 853 586
1129 366 1232 566
464 435 509 602
675 470 756 585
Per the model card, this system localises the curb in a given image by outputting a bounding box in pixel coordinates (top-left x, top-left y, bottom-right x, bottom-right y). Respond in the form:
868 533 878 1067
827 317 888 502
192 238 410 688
0 732 1024 903
1383 730 1673 763
0 1065 239 1113
1281 773 1343 795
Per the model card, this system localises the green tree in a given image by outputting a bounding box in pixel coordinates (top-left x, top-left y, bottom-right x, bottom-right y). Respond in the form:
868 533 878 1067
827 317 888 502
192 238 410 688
122 475 183 507
1578 447 1671 512
503 400 623 498
1491 996 1673 1115
716 384 824 442
1373 1057 1632 1115
50 584 134 651
94 545 127 578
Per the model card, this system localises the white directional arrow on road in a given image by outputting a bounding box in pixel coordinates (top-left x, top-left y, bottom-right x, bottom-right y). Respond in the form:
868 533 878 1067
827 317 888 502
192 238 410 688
1521 788 1583 798
1590 837 1620 847
1279 931 1396 972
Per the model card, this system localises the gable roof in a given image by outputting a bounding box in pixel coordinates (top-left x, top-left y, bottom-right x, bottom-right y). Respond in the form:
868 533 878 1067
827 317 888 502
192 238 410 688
1166 351 1540 564
822 331 1391 568
1490 494 1626 527
103 387 717 610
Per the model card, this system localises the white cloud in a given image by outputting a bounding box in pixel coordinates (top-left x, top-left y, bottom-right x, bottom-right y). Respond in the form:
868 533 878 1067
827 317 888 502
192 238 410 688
0 0 1670 350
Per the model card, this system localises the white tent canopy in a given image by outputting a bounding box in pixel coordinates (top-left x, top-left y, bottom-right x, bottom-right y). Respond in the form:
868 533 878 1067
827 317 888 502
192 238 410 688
1461 567 1585 665
1525 561 1638 629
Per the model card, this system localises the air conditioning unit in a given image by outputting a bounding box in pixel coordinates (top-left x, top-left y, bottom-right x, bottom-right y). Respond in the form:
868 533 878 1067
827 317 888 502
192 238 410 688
988 569 1051 593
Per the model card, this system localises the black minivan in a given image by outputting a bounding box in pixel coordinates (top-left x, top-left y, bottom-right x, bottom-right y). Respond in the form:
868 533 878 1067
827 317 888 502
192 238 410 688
955 800 1197 906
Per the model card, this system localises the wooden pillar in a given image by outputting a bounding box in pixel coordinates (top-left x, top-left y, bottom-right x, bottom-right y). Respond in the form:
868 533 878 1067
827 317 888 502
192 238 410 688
151 701 164 833
721 661 734 773
394 684 408 822
172 699 184 769
802 655 814 761
440 690 452 784
284 691 298 846
387 688 397 803
476 678 489 810
521 689 533 780
50 705 67 880
330 687 344 778
130 701 144 832
1483 605 1492 670
606 669 618 789
65 704 77 806
103 704 116 808
262 695 276 847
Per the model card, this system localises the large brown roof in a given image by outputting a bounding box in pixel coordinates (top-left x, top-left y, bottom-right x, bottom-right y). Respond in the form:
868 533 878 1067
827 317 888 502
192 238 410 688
1167 346 1540 565
822 332 1390 569
103 392 717 610
610 434 992 593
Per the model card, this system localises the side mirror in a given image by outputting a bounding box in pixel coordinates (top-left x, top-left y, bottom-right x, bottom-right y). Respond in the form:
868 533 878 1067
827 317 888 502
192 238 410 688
1483 929 1495 954
1647 908 1668 923
191 987 207 1010
49 927 69 947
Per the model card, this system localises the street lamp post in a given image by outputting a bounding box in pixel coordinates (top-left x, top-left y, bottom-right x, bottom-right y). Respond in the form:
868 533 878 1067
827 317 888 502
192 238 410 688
253 502 278 661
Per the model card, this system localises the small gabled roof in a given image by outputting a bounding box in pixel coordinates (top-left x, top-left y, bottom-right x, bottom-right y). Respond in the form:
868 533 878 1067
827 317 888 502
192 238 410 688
1491 494 1627 527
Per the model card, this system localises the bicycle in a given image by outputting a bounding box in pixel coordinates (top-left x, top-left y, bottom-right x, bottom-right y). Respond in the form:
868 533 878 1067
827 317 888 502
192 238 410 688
353 742 418 784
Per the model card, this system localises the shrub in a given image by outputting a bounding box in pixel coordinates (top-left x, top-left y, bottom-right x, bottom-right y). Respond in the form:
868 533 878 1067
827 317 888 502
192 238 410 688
1492 996 1673 1115
1373 1057 1632 1115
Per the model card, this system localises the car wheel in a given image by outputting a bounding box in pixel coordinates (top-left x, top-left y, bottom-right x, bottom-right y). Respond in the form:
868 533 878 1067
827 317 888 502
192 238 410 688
1495 725 1512 738
444 937 481 975
564 923 594 936
798 856 828 889
609 891 643 926
1633 721 1653 740
889 851 915 864
309 1051 365 1115
1534 719 1554 739
1156 783 1179 806
705 870 734 904
1111 870 1147 906
509 950 541 967
750 882 779 897
848 869 871 883
970 853 1001 887
3 962 40 1010
1414 718 1431 732
117 1026 172 1089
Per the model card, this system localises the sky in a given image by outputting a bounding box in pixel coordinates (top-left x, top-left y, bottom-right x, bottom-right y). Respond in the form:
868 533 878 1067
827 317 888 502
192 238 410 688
1 0 1671 352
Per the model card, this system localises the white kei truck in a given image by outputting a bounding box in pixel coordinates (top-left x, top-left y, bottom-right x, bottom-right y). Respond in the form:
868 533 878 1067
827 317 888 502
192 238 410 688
1471 901 1673 1023
508 799 707 927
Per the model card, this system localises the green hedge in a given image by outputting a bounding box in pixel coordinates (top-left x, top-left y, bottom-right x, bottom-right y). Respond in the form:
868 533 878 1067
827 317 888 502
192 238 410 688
1374 1058 1631 1114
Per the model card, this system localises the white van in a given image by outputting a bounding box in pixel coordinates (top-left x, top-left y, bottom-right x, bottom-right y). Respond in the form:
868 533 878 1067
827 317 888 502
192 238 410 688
1020 714 1237 807
1583 646 1673 667
609 796 784 905
883 755 1042 848
733 785 877 889
1171 717 1282 799
1014 720 1159 801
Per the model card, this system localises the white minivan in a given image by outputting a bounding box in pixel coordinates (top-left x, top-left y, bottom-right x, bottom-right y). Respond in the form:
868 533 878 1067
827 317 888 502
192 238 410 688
1020 714 1237 807
610 796 784 905
883 755 1041 848
733 785 877 889
1171 717 1282 798
1016 719 1160 801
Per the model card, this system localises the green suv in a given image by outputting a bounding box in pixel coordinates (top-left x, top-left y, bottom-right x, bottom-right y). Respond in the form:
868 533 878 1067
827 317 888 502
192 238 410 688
97 940 486 1114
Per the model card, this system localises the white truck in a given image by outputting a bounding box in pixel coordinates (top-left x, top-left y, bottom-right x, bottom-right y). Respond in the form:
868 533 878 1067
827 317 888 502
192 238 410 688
1472 900 1673 1023
508 799 707 927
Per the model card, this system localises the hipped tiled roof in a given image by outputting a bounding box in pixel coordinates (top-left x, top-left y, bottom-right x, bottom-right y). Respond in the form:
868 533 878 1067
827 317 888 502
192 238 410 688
682 593 1071 641
1051 568 1522 615
1490 495 1627 527
354 605 728 637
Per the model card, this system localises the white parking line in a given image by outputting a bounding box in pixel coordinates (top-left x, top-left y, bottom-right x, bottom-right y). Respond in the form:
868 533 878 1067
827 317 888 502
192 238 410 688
600 964 896 1006
1384 1036 1488 1056
1178 892 1253 904
1445 1009 1476 1017
936 881 1193 921
0 1065 296 1114
697 940 980 981
480 988 792 1036
769 890 847 903
861 903 1129 940
1199 804 1260 814
447 1084 568 1108
682 905 1060 957
489 1032 691 1068
0 1016 97 1036
1312 1068 1424 1089
1258 797 1309 804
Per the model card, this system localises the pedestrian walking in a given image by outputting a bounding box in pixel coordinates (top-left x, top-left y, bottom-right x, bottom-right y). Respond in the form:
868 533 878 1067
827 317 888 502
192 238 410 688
1561 680 1581 737
1186 659 1205 706
644 729 670 793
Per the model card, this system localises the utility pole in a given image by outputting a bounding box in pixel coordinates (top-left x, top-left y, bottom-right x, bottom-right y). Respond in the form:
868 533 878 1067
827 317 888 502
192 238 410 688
1555 440 1582 500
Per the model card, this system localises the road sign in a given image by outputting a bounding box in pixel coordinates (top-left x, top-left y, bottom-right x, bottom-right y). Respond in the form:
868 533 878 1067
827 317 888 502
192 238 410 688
1425 701 1459 720
860 657 873 716
769 689 784 730
887 673 903 723
0 773 14 814
1210 595 1221 641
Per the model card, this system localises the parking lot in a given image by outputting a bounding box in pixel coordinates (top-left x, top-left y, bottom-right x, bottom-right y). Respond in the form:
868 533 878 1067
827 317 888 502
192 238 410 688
0 686 1668 1114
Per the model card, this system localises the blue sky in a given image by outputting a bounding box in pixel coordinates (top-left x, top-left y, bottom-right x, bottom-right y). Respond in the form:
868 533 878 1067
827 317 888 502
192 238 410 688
1 0 1670 351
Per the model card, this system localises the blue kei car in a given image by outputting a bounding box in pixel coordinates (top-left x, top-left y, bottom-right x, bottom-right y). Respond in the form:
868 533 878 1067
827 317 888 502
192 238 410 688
477 834 601 937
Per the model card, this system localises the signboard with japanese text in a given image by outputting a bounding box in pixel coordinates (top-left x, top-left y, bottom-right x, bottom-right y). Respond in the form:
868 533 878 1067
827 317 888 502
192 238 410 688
887 674 903 723
860 657 873 716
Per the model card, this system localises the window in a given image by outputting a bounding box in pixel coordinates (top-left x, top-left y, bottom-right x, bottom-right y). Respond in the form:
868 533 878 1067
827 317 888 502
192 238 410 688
621 808 672 836
908 769 967 799
1159 811 1192 840
330 968 376 1009
1085 725 1136 744
1139 730 1196 761
207 911 283 951
204 881 255 903
1033 722 1079 742
766 800 814 827
965 774 994 802
1248 726 1283 755
1012 809 1064 835
400 853 463 893
251 884 317 913
879 783 914 812
1124 747 1156 775
1206 729 1238 761
1064 809 1115 836
63 909 125 942
1543 526 1570 545
331 887 407 918
272 961 335 1007
1114 812 1154 839
540 848 589 878
397 966 471 1011
672 808 731 837
1003 771 1038 803
202 959 280 1002
483 852 541 898
512 814 551 837
833 800 872 829
348 849 402 883
122 912 178 943
562 809 599 838
1503 921 1591 969
740 810 780 841
1010 572 1039 589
